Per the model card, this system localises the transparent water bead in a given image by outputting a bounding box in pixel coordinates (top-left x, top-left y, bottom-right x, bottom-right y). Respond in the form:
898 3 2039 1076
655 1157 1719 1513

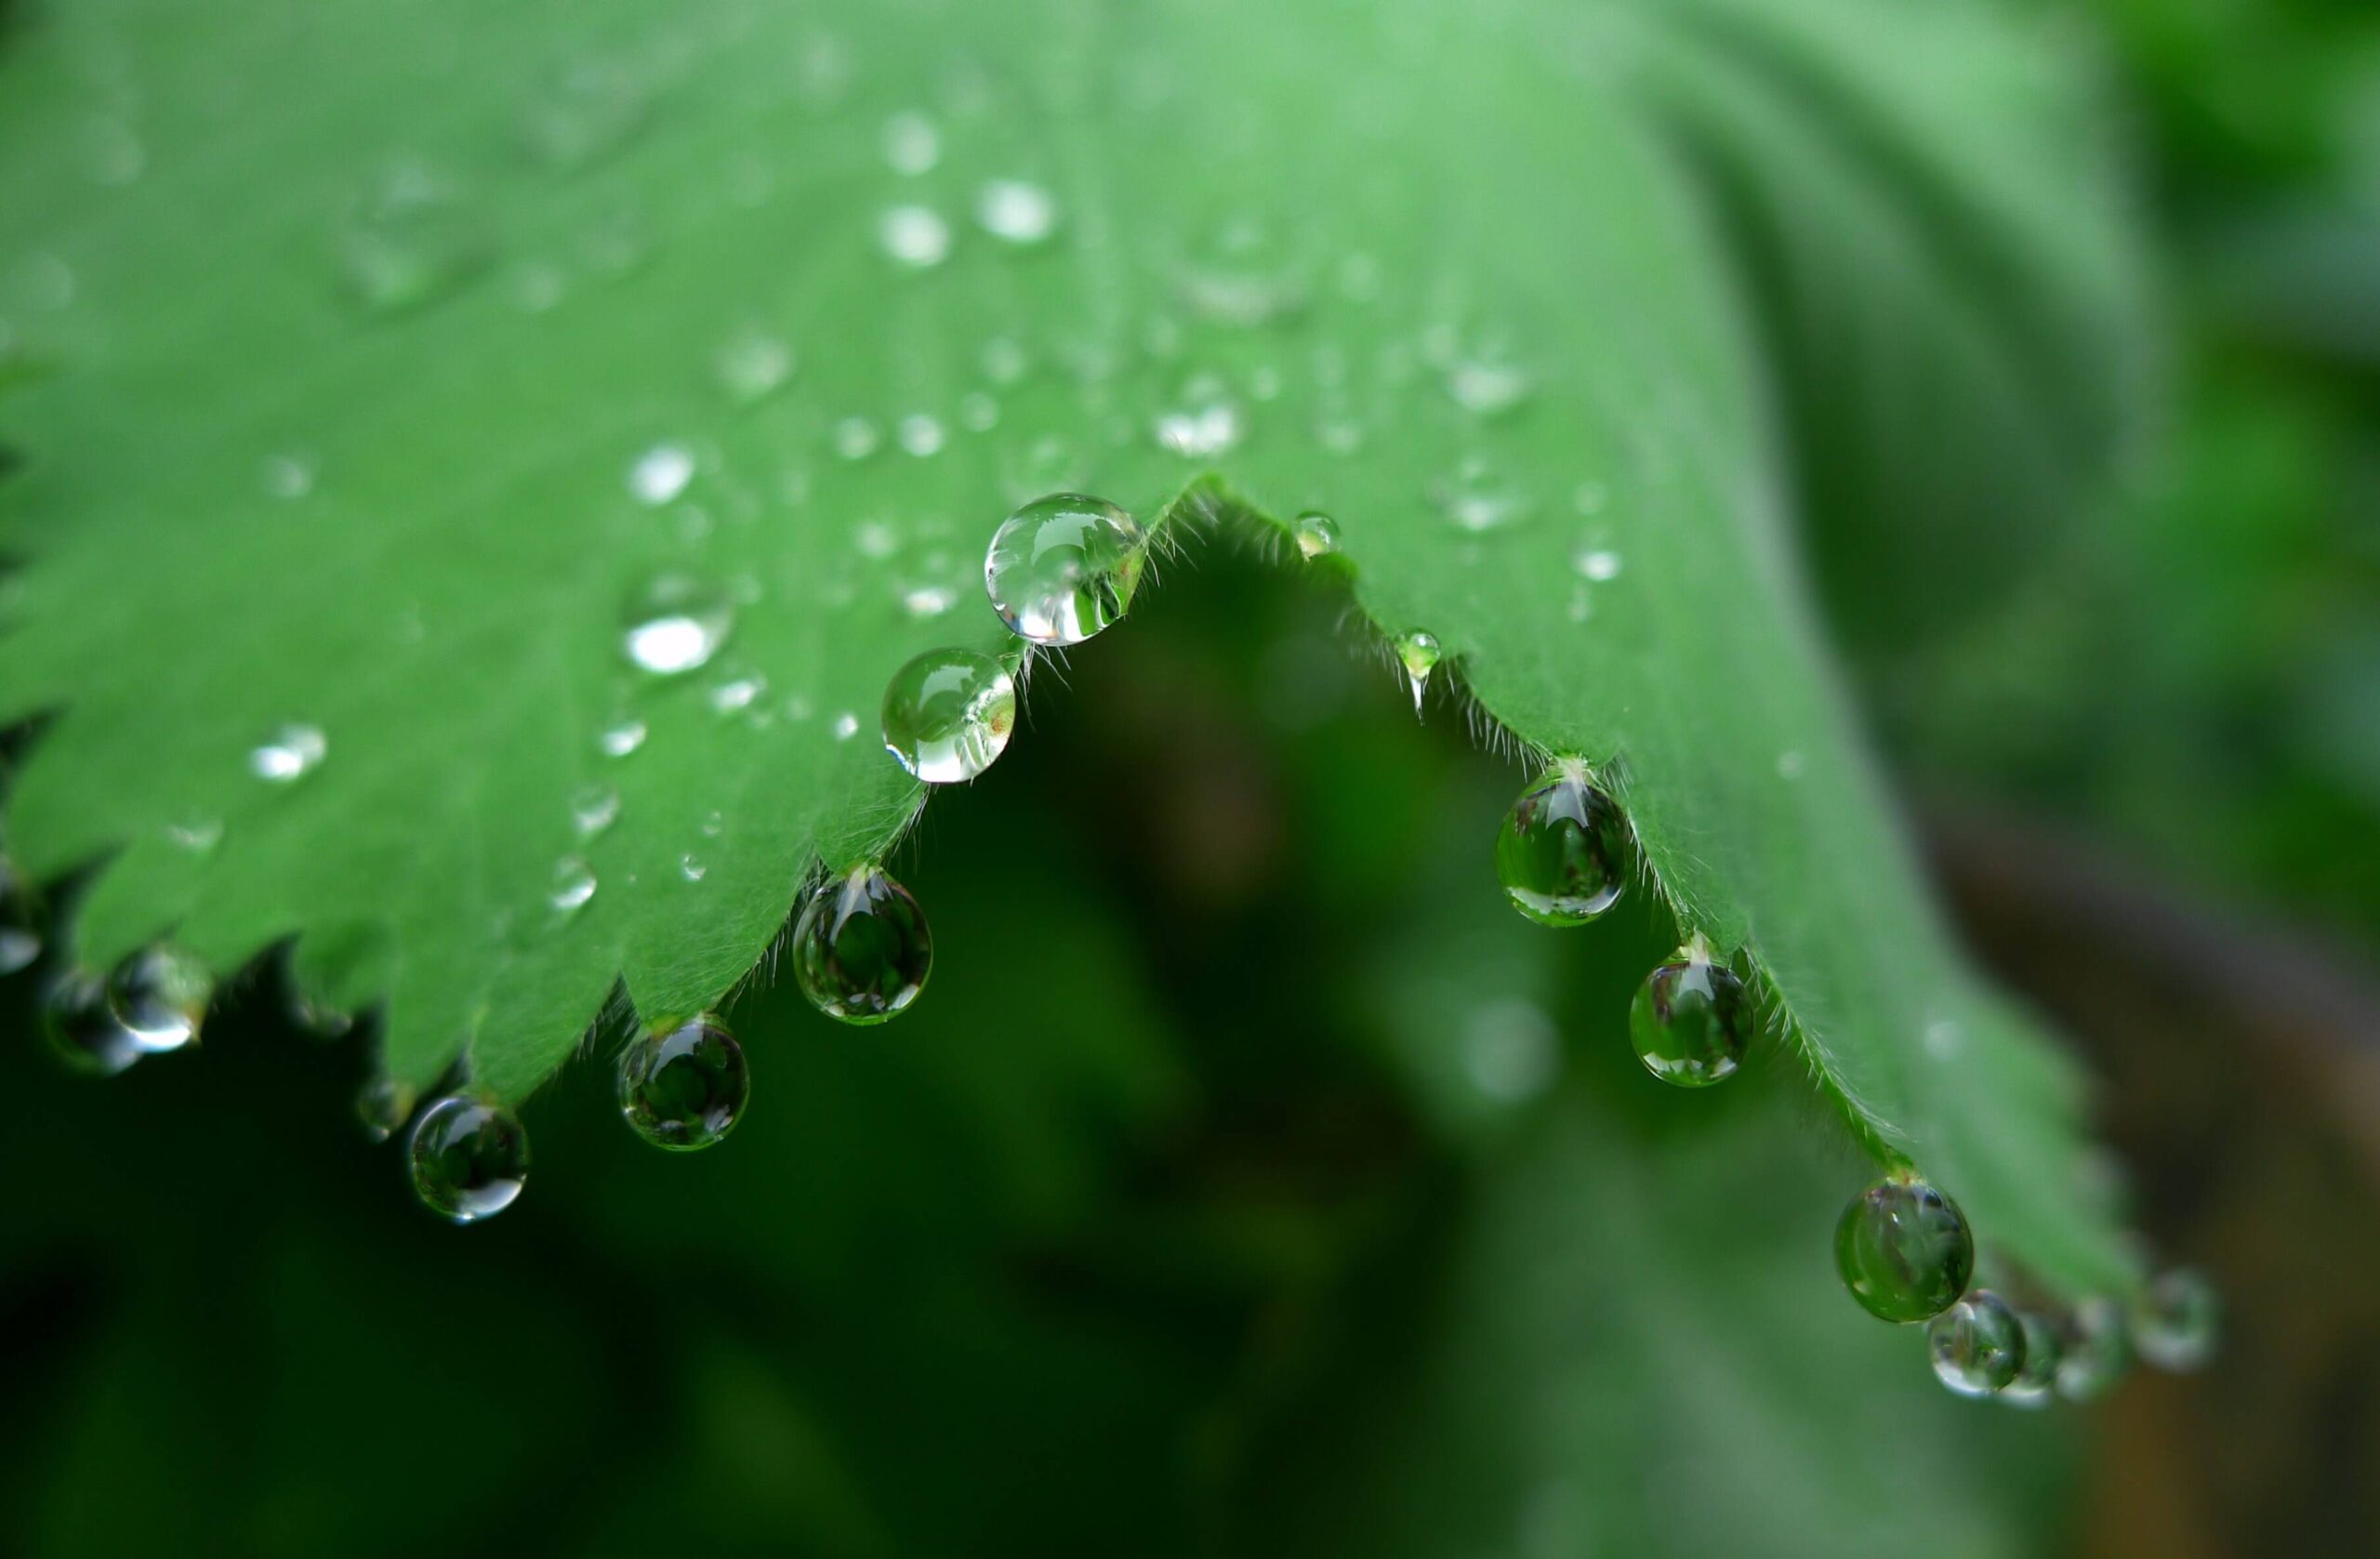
250 721 327 783
1999 1312 2063 1408
105 945 213 1052
549 856 597 912
975 178 1059 244
1291 511 1342 561
1446 356 1533 416
2055 1295 2134 1402
881 111 941 175
0 858 41 976
335 161 487 315
1629 946 1750 1088
2133 1267 2220 1372
1927 1289 2027 1399
879 204 952 268
41 971 143 1077
1496 762 1629 926
1154 395 1243 458
407 1096 529 1223
1395 630 1441 715
571 783 621 837
983 493 1147 646
1835 1175 1976 1323
622 573 734 674
792 865 932 1024
617 1015 748 1151
629 442 695 505
714 330 793 405
358 1075 416 1144
881 647 1016 784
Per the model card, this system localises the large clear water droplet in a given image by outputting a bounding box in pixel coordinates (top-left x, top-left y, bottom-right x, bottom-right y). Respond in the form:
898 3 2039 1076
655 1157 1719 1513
1629 948 1749 1088
1999 1312 2063 1408
407 1095 529 1223
791 865 932 1024
1495 763 1628 925
617 1015 748 1151
250 721 327 783
881 647 1016 784
1835 1175 1976 1323
41 971 143 1077
1395 629 1441 716
983 493 1146 646
105 945 212 1052
1927 1289 2027 1398
622 574 734 674
2133 1267 2219 1372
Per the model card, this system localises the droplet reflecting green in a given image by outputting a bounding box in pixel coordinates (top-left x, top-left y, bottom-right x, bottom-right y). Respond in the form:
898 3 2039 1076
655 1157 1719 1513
1835 1175 1976 1323
621 574 734 675
334 162 488 315
106 945 212 1052
1999 1312 2063 1408
2133 1267 2220 1372
1496 764 1629 926
617 1015 748 1151
983 493 1145 646
0 856 43 977
407 1095 529 1223
880 648 1016 784
791 865 932 1024
1291 510 1342 560
42 971 143 1077
358 1074 416 1143
1927 1289 2026 1398
2055 1295 2134 1402
1629 949 1749 1088
1395 629 1440 715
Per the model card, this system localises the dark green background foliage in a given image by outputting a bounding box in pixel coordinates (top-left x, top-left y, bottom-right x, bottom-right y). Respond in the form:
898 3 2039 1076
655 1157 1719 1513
5 0 2380 1552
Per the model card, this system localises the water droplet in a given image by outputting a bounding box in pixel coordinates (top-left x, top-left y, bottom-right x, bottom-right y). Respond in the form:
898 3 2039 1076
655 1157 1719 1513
791 865 932 1024
261 454 316 499
700 810 725 838
1395 630 1441 715
983 493 1147 646
1177 227 1305 326
570 784 620 837
549 856 597 912
1435 462 1534 534
714 329 794 405
601 717 648 758
617 1015 748 1151
830 711 860 741
407 1095 528 1222
358 1074 416 1143
897 414 945 457
974 178 1059 244
0 927 37 977
900 581 959 619
881 647 1016 784
1496 762 1629 925
1928 1289 2027 1398
2132 1268 2219 1372
879 205 951 269
1291 511 1342 560
1446 356 1532 416
833 417 881 460
981 337 1028 385
41 971 142 1077
164 814 224 853
2055 1295 2134 1401
250 722 328 783
334 161 488 314
1999 1312 2063 1408
1630 947 1750 1088
1154 392 1243 458
628 442 695 505
880 111 942 175
679 852 707 881
958 391 999 432
105 945 212 1052
1835 1175 1976 1323
1572 547 1622 582
621 573 734 675
519 60 648 168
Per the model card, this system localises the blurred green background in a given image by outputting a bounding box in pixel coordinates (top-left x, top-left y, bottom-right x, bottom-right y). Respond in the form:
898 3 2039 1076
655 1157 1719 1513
4 0 2379 1552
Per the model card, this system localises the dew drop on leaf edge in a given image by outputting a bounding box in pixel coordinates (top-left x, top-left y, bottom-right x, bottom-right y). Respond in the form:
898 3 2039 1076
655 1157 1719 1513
2133 1267 2220 1372
104 944 213 1053
617 1015 748 1151
1834 1175 1976 1324
1291 510 1341 561
1629 950 1749 1089
791 865 932 1025
407 1096 529 1223
41 970 144 1077
983 493 1146 647
1999 1311 2063 1408
881 646 1016 784
1496 763 1629 926
1927 1288 2027 1399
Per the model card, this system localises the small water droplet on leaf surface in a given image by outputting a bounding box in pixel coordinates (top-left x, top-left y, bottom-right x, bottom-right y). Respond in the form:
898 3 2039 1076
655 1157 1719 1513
1291 511 1342 560
250 722 327 783
621 574 734 674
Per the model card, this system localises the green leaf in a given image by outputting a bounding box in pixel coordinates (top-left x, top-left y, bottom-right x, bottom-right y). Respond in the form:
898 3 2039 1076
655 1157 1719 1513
0 0 2140 1292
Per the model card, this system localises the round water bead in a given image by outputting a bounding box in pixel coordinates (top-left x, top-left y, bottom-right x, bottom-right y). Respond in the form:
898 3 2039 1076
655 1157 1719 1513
358 1075 416 1144
0 856 43 977
880 647 1016 784
982 493 1146 645
621 573 734 675
1291 510 1342 560
2132 1267 2220 1372
407 1096 529 1223
617 1015 748 1151
2055 1295 2134 1402
105 944 213 1052
1835 1175 1976 1323
1395 629 1441 714
1927 1288 2026 1398
1999 1311 2063 1408
42 971 143 1077
791 865 932 1024
1629 953 1750 1088
1496 764 1630 925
